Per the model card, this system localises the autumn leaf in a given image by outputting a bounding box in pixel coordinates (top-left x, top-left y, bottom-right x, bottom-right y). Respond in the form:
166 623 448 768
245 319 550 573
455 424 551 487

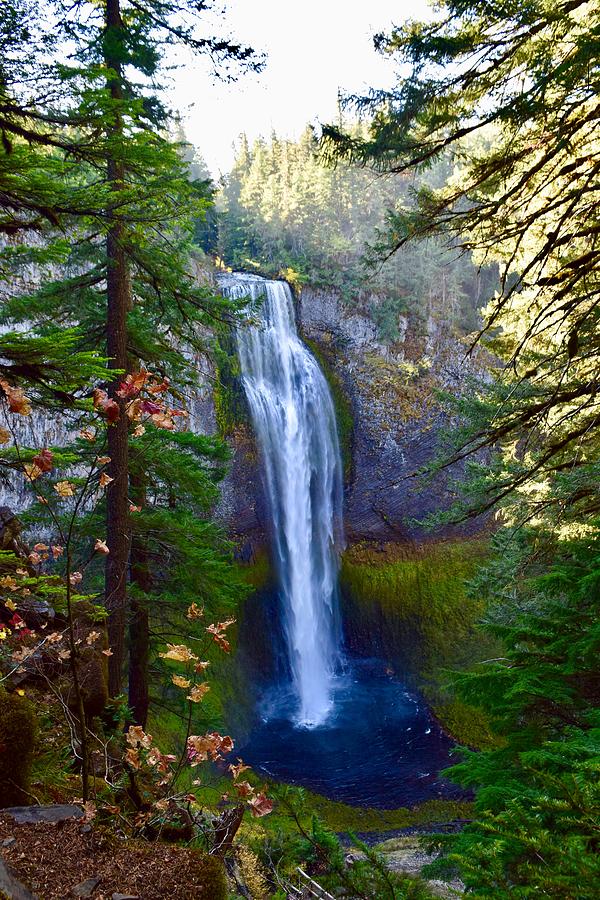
94 538 109 555
151 412 175 430
96 455 111 466
186 602 204 619
117 371 149 399
92 389 120 423
4 599 17 612
159 643 198 663
229 759 251 780
147 377 170 394
23 463 42 481
129 503 142 513
172 674 191 689
86 631 101 645
132 424 145 438
32 449 53 473
125 748 141 770
127 725 153 749
0 575 18 591
99 472 113 488
218 734 234 755
51 545 64 559
0 380 31 415
187 682 210 703
248 792 273 818
235 780 254 798
141 399 162 415
0 427 10 444
206 618 236 653
79 428 96 442
101 648 113 656
54 481 75 497
69 571 83 586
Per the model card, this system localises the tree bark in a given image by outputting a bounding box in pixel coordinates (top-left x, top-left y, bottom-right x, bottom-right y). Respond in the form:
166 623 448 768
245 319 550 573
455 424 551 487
104 0 130 696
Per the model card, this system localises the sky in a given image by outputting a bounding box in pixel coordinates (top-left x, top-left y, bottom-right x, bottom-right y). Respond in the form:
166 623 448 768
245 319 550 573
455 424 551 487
168 0 431 177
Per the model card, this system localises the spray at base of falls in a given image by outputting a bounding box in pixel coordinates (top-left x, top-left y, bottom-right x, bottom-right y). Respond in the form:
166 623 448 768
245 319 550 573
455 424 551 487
219 273 344 727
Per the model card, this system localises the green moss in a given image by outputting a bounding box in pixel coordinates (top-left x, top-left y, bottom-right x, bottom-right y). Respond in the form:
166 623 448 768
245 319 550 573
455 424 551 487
186 850 228 899
238 549 273 591
212 331 245 438
272 788 474 834
303 336 354 480
341 540 501 748
0 688 38 807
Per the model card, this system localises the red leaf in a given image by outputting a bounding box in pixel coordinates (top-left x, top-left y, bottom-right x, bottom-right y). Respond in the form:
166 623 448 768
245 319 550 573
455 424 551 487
141 399 162 415
32 449 53 473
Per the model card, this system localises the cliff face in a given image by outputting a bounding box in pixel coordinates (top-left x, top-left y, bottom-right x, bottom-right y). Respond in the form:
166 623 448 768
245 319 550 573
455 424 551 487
214 283 489 550
3 276 487 548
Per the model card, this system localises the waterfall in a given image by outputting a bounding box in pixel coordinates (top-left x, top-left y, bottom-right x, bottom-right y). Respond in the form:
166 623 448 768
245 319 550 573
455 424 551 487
219 273 344 727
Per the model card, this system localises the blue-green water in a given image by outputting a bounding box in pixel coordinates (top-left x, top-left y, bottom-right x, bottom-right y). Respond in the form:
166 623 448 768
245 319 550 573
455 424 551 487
239 657 463 808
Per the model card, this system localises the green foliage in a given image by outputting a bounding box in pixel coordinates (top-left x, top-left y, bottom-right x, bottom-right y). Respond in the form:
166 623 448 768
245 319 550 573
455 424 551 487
0 688 38 807
323 0 600 526
422 539 600 897
260 788 439 899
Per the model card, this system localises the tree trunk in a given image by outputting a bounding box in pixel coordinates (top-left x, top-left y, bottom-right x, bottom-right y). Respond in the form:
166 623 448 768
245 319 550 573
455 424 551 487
104 0 130 696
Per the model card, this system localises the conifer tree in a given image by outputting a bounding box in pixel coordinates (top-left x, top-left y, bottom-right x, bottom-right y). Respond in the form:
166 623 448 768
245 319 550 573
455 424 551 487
1 0 261 711
319 2 600 894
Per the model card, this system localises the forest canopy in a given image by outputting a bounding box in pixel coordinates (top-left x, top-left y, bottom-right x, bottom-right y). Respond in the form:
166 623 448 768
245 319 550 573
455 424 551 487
213 125 498 340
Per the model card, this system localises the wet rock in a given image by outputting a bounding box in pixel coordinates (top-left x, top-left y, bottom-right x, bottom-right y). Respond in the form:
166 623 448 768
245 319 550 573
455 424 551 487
0 854 38 899
376 836 464 898
0 507 33 574
71 876 102 897
17 598 55 630
2 804 83 824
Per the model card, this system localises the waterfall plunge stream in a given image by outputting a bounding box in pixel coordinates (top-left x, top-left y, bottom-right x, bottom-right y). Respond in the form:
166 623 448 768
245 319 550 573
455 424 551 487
219 273 344 727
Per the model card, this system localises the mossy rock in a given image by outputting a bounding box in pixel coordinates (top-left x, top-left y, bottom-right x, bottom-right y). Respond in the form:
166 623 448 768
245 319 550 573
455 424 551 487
340 539 501 748
0 688 38 807
187 851 228 900
302 336 354 481
64 600 109 719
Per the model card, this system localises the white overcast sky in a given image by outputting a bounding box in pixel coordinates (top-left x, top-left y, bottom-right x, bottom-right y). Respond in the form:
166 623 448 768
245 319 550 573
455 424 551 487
168 0 431 176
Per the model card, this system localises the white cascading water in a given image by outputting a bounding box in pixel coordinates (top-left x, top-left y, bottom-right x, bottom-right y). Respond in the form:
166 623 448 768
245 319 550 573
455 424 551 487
219 273 344 727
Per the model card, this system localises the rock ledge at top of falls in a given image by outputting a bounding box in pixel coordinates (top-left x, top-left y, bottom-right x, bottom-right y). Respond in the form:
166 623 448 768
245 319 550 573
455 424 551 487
207 282 491 549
